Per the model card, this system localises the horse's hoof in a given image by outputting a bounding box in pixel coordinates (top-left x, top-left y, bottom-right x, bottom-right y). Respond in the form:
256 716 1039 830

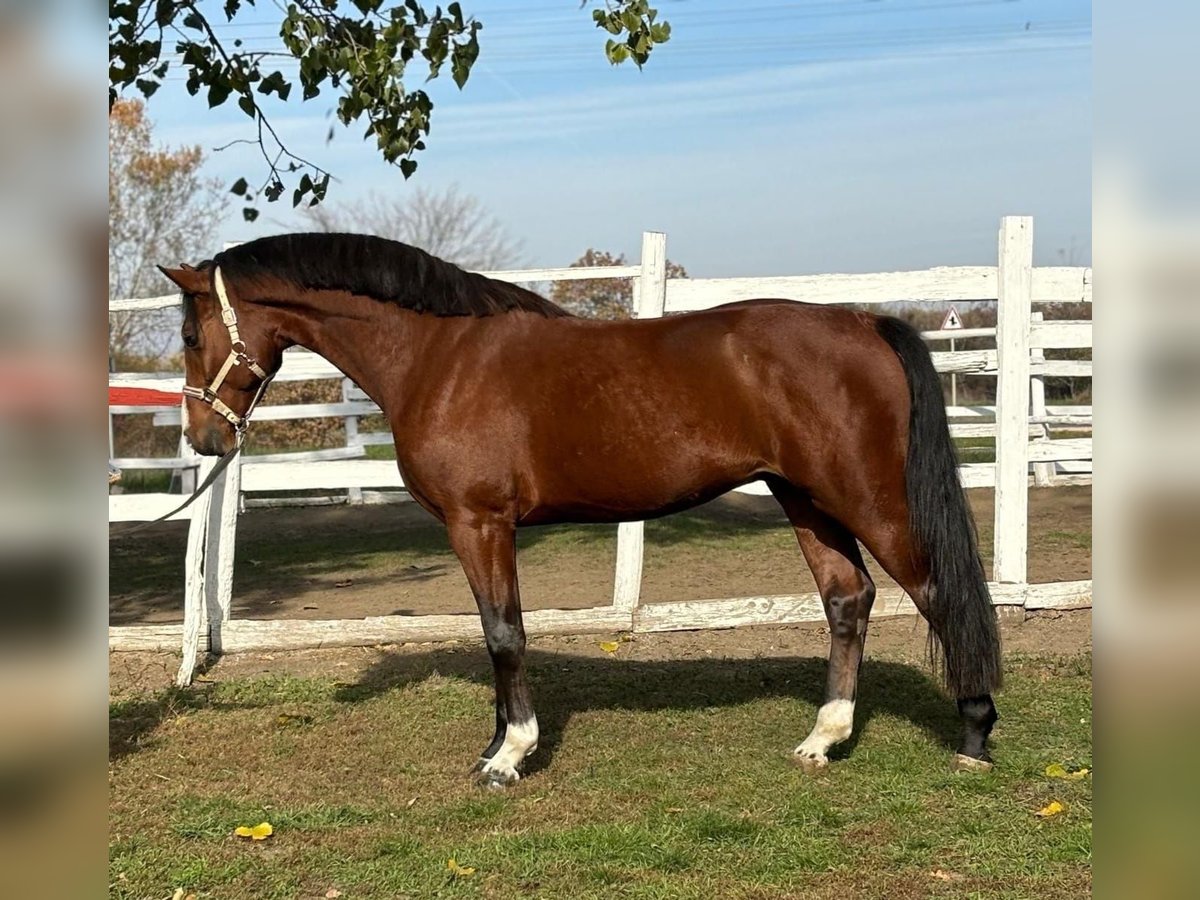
792 752 829 775
951 753 994 773
473 763 519 790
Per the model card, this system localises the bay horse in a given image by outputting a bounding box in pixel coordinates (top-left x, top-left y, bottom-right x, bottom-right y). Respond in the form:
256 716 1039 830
159 233 1001 788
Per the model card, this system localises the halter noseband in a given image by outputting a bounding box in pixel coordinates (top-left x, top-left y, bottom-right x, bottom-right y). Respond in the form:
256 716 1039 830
181 266 273 441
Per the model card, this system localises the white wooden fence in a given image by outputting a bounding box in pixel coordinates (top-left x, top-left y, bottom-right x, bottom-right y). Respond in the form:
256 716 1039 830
108 217 1092 685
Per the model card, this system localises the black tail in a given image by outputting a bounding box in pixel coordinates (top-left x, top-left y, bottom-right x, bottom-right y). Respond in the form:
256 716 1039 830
875 316 1002 698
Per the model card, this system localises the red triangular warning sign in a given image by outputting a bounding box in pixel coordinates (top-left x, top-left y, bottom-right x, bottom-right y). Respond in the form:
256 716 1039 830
940 307 963 330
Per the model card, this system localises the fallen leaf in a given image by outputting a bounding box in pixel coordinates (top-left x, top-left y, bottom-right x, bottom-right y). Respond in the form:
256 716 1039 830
1035 801 1065 818
335 579 354 588
234 821 274 840
406 796 418 808
598 641 619 653
1045 762 1089 780
325 890 342 899
929 869 964 882
447 857 476 878
173 890 184 900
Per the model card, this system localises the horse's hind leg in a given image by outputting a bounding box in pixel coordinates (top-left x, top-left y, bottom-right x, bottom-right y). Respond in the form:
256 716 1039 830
849 514 1000 772
446 512 538 788
771 482 876 772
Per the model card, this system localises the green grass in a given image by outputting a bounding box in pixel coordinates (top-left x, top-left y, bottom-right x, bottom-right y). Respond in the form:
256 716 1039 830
111 469 174 493
1046 530 1091 551
954 436 996 465
110 651 1091 899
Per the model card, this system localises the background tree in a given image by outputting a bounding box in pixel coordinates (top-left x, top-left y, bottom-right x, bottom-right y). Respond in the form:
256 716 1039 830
110 1 669 220
109 98 225 369
550 249 687 319
302 185 525 271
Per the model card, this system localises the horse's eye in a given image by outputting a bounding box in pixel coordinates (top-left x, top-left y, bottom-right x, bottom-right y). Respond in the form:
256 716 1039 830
183 332 199 349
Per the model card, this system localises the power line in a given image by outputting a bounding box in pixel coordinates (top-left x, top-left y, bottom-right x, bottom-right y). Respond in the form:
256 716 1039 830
165 20 1090 66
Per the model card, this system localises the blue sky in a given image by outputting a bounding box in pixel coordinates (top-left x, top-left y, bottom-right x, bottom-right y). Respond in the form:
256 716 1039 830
149 0 1091 275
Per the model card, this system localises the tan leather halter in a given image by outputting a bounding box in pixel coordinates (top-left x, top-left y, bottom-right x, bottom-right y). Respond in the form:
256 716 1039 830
181 266 273 441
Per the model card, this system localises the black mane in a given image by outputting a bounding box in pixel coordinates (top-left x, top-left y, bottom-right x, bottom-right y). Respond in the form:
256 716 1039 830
214 232 571 318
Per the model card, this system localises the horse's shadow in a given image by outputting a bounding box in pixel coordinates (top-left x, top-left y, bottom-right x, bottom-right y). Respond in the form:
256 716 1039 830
333 646 961 771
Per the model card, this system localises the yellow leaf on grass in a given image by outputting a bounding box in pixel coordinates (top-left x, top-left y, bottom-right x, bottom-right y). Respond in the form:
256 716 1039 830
1045 763 1090 780
1035 801 1065 818
447 858 476 878
598 641 619 653
234 822 274 840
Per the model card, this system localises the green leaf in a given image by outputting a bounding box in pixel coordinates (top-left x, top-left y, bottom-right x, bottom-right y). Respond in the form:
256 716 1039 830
113 0 669 215
207 80 232 108
258 71 292 100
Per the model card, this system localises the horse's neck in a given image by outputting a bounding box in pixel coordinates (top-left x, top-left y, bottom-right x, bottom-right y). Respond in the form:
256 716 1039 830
274 290 427 413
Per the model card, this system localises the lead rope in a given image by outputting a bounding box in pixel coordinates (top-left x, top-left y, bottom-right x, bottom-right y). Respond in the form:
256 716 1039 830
116 445 242 534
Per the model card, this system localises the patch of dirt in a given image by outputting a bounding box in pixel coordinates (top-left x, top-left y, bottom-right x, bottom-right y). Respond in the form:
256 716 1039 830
110 486 1090 625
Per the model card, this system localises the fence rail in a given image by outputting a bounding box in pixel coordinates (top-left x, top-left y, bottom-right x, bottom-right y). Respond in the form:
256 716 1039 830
108 217 1093 684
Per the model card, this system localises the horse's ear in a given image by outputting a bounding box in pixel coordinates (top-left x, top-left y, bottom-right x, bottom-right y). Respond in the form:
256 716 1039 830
157 264 208 295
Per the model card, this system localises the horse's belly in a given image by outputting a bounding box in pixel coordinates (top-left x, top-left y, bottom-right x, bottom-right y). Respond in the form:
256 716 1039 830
517 450 764 525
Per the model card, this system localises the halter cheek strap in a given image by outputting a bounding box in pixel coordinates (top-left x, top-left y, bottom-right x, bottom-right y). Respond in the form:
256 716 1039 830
181 266 274 442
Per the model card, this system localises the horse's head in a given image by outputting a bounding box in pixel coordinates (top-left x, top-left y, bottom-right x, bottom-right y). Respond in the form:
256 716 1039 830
158 261 281 456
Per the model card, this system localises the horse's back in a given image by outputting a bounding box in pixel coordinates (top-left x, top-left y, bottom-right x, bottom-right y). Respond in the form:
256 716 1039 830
479 301 910 523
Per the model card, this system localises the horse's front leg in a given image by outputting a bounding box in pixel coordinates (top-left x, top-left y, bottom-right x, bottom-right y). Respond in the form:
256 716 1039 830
446 512 537 788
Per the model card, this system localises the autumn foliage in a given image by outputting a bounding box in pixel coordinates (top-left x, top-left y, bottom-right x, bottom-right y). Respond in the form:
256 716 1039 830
550 249 687 319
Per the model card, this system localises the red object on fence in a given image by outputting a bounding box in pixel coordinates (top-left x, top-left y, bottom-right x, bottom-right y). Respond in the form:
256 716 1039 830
108 386 181 407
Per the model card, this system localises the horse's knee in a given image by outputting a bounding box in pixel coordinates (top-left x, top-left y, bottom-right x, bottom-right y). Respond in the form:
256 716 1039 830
484 618 525 667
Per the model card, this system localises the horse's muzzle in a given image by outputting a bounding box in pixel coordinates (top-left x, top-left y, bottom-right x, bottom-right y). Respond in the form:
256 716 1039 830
188 423 234 457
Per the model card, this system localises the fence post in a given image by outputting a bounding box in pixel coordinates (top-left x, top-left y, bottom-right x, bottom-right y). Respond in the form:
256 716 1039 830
1029 311 1055 487
204 452 241 654
613 232 666 619
992 216 1033 584
177 455 216 686
343 377 364 505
